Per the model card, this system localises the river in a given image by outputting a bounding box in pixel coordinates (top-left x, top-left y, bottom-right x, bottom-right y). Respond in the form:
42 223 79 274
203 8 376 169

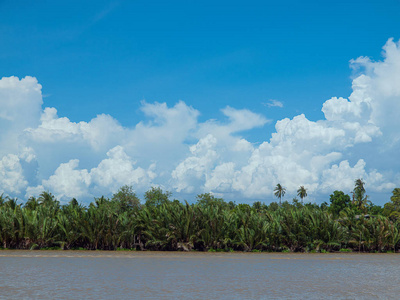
1 251 399 299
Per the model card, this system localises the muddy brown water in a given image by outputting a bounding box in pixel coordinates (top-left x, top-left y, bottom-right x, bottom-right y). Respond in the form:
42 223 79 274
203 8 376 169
1 251 399 299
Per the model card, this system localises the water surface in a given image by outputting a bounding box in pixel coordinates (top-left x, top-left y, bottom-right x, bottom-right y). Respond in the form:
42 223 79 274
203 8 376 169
1 251 399 299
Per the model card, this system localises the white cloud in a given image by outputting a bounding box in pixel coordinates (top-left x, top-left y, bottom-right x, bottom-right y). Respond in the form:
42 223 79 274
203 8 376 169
26 107 124 151
271 114 346 151
198 106 268 138
320 160 368 193
264 99 284 108
90 145 156 195
172 134 219 193
320 159 395 194
204 162 236 193
124 101 200 168
1 38 400 203
0 154 28 195
27 146 157 201
221 106 269 132
0 76 42 157
40 159 91 200
171 39 400 200
350 38 400 144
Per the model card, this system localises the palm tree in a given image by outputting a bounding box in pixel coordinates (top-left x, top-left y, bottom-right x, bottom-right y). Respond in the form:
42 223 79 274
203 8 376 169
232 209 269 251
297 186 307 203
274 184 286 204
353 179 369 214
390 188 400 204
353 178 365 202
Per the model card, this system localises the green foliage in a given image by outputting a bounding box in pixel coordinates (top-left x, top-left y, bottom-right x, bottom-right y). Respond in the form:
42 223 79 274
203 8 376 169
383 188 400 221
274 183 286 204
144 187 172 208
196 193 227 208
0 185 399 253
320 201 329 210
268 202 280 211
369 204 383 216
291 198 303 209
353 179 371 214
112 185 141 211
328 191 352 216
297 186 307 202
339 248 352 252
252 201 268 212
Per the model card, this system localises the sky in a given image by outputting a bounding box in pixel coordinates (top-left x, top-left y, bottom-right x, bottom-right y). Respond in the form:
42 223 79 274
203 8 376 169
1 0 400 205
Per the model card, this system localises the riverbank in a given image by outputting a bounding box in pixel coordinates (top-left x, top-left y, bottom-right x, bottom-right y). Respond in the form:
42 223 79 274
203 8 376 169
0 247 397 253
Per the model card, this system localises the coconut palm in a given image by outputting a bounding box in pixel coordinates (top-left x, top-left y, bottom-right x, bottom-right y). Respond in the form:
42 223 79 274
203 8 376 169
297 186 307 203
274 184 286 204
353 178 372 214
353 179 365 205
390 188 400 204
354 179 366 198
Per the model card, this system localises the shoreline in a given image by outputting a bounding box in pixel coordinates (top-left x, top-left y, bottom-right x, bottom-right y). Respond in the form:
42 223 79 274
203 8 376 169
0 248 397 254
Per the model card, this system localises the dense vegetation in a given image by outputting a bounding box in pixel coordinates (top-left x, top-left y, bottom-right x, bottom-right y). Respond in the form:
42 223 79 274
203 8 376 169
1 182 400 252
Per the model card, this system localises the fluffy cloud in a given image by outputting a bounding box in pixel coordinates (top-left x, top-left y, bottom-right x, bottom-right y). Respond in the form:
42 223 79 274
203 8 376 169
171 39 400 200
0 76 42 157
27 146 156 201
172 134 219 193
37 159 91 200
350 38 400 144
26 107 124 150
124 101 200 170
220 106 269 132
1 38 400 203
0 154 28 195
90 146 156 194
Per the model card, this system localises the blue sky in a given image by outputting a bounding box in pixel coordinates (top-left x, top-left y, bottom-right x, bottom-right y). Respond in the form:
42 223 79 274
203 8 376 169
1 0 400 204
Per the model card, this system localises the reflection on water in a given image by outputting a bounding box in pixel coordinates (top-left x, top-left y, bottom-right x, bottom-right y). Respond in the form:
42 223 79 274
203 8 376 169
1 251 400 299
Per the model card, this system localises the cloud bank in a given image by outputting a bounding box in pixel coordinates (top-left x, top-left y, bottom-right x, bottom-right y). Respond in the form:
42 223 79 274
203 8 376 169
1 39 400 203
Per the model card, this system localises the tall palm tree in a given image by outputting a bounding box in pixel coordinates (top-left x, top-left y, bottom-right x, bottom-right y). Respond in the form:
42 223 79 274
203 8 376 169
274 184 286 204
353 179 369 214
297 186 307 203
353 179 365 202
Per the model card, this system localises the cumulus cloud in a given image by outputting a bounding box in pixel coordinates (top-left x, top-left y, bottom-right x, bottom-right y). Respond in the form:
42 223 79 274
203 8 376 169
90 145 156 194
0 154 28 195
172 134 219 193
171 38 400 200
350 39 400 145
320 159 396 194
38 159 91 200
124 101 200 170
26 107 124 150
27 146 156 201
1 38 400 203
0 76 42 157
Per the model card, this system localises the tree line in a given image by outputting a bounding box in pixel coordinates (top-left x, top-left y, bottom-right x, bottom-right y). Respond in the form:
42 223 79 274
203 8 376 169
1 181 400 252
